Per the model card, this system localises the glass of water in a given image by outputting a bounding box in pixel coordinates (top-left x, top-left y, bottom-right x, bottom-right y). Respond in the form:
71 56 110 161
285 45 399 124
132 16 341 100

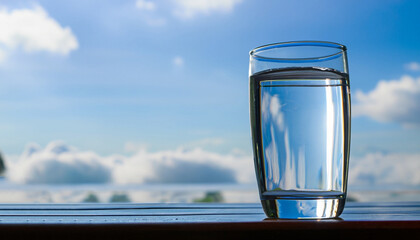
249 41 350 219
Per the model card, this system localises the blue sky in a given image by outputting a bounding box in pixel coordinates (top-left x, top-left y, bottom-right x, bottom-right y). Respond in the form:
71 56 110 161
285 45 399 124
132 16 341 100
0 0 419 186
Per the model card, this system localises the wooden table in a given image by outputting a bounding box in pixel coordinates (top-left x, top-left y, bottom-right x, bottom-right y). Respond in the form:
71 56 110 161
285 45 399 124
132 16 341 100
0 202 419 239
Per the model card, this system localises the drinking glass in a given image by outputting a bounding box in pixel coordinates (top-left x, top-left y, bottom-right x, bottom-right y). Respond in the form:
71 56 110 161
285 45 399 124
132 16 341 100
249 41 350 219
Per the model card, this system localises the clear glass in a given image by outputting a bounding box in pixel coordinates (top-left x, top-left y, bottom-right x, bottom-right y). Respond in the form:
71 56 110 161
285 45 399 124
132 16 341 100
249 41 350 219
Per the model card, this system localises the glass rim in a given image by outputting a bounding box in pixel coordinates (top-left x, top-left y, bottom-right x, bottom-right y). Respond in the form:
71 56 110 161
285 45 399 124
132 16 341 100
249 41 347 62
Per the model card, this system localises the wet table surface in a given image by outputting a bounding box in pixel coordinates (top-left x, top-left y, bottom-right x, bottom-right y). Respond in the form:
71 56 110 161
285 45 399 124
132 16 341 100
0 202 419 239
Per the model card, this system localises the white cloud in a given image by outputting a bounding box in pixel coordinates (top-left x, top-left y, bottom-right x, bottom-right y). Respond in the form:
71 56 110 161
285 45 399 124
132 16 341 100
353 75 420 128
173 0 243 19
173 56 184 67
110 147 254 184
135 1 166 27
136 0 156 11
5 142 420 190
405 62 420 71
135 0 242 26
114 149 236 184
0 5 78 58
7 141 111 184
349 152 420 186
6 141 254 184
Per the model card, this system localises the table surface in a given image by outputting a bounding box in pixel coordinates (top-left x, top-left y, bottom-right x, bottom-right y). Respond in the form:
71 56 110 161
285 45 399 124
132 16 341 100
0 202 419 239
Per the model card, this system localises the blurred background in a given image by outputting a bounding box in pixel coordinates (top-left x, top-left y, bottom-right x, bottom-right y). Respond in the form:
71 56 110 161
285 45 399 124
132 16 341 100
0 0 419 203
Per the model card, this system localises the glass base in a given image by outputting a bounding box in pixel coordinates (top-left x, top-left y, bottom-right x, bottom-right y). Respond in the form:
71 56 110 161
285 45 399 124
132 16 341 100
261 198 345 219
